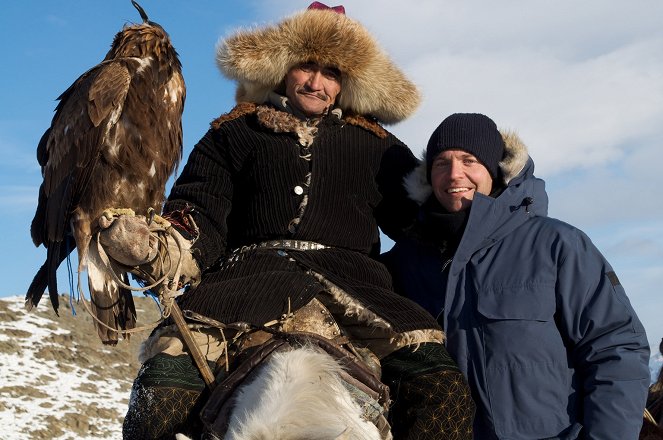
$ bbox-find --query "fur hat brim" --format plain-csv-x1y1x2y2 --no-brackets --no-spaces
216,9,420,124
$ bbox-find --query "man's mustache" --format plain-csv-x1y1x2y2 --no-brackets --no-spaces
298,89,329,102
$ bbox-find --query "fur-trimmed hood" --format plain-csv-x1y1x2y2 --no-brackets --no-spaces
216,8,420,125
404,129,531,205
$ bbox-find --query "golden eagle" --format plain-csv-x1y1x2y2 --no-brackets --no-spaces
26,1,185,344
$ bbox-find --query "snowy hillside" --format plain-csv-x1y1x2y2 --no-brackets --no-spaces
0,295,160,440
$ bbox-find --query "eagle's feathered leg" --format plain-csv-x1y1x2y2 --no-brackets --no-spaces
86,243,119,344
72,211,116,344
80,212,137,345
71,210,93,277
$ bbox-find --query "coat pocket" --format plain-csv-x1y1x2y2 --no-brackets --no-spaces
476,283,575,438
475,283,563,358
477,282,556,321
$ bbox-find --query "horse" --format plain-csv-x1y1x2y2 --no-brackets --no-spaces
174,299,392,440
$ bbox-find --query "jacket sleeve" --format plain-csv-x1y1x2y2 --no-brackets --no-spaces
164,128,234,272
556,229,650,439
374,137,420,242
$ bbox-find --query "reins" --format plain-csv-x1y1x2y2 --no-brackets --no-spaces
645,408,658,425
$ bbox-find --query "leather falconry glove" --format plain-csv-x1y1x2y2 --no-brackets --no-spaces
98,210,201,289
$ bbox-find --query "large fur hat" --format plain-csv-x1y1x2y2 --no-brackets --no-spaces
216,6,420,124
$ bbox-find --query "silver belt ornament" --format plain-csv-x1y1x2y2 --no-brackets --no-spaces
235,239,329,254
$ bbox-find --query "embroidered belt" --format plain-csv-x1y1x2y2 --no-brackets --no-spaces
234,239,329,254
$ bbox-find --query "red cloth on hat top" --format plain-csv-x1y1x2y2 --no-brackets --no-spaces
307,2,345,14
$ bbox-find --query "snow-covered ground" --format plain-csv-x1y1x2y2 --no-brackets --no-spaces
1,294,661,439
0,295,158,439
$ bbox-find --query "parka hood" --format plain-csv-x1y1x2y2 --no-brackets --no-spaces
404,129,531,205
216,8,420,125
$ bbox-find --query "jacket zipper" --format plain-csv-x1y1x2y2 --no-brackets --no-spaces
441,258,452,273
436,257,453,326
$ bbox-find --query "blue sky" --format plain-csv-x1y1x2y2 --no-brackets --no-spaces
1,1,662,353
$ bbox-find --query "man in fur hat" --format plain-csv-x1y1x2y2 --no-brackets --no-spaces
382,113,650,440
103,4,474,439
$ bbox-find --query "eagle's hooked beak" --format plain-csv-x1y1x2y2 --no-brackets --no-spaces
131,0,149,23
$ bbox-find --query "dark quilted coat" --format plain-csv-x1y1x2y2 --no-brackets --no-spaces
164,104,439,333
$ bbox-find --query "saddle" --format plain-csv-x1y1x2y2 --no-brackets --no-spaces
197,298,391,439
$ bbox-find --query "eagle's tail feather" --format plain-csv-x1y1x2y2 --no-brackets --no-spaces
25,261,48,311
25,239,72,314
47,244,61,315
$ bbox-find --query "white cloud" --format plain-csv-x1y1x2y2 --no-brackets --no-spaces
383,9,663,178
547,143,663,227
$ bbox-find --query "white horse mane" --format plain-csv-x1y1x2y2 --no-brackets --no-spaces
222,345,382,440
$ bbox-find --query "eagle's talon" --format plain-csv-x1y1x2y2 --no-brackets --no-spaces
147,208,156,225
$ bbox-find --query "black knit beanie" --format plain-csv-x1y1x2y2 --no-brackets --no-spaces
426,113,505,182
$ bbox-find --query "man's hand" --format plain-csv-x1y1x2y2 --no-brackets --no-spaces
98,214,159,266
98,210,201,288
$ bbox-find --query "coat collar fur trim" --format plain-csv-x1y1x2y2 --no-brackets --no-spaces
211,102,389,139
405,129,531,205
216,8,420,125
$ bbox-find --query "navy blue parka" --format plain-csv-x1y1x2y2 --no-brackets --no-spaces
382,132,650,440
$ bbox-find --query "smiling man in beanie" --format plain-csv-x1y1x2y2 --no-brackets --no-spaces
382,113,650,439
101,4,474,439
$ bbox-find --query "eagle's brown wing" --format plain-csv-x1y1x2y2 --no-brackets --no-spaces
27,60,132,313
